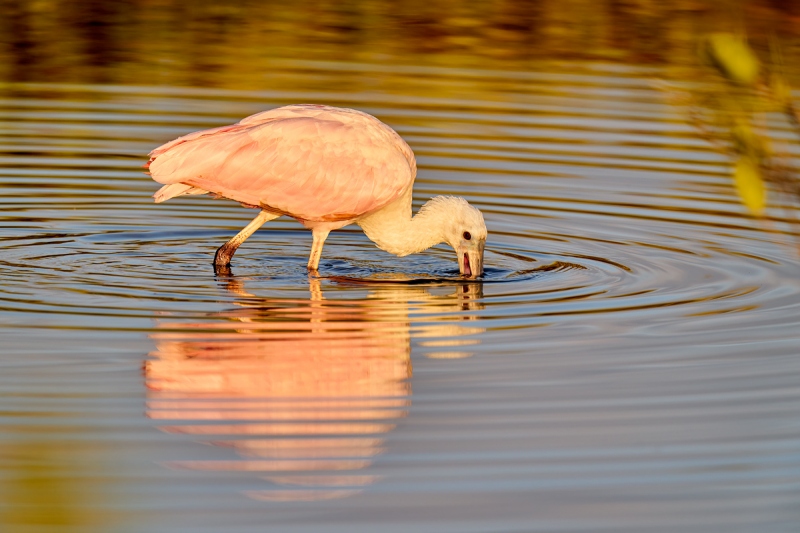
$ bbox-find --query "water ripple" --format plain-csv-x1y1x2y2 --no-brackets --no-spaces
1,68,799,529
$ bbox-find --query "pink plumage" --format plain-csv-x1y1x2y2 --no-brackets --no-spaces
147,104,487,277
147,105,416,222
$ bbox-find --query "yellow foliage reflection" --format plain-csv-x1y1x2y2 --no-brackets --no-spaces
145,276,483,501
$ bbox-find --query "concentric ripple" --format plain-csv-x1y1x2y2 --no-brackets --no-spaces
1,64,799,531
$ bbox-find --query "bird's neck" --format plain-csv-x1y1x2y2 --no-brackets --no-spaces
357,192,447,257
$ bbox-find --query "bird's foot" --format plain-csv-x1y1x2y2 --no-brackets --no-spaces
214,246,235,267
213,263,234,278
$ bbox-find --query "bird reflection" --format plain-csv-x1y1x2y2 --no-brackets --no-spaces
145,272,483,501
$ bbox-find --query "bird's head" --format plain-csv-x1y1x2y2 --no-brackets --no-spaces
440,197,486,279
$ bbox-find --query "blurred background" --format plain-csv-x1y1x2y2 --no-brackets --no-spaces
2,0,800,86
1,2,800,533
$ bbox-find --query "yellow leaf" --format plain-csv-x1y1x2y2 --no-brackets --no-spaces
706,33,760,86
733,157,766,216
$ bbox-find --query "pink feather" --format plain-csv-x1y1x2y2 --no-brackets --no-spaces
147,105,417,223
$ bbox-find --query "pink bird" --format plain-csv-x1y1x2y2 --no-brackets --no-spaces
146,105,486,277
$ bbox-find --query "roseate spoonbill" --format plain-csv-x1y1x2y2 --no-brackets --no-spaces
146,105,486,277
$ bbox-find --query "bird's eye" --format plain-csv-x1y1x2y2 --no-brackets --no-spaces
463,231,472,241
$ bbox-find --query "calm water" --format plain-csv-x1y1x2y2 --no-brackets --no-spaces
1,61,800,532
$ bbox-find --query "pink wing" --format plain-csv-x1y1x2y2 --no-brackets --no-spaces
147,105,416,222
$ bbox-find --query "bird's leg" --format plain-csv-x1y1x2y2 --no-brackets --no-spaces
214,210,277,266
307,229,330,272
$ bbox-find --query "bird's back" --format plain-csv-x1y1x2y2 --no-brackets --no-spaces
147,105,416,222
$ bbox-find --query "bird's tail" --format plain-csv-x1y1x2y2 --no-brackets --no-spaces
153,183,209,203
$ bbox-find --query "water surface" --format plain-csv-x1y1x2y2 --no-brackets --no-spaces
1,62,799,532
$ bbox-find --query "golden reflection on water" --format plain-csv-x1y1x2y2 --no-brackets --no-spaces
0,434,116,531
145,276,483,501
